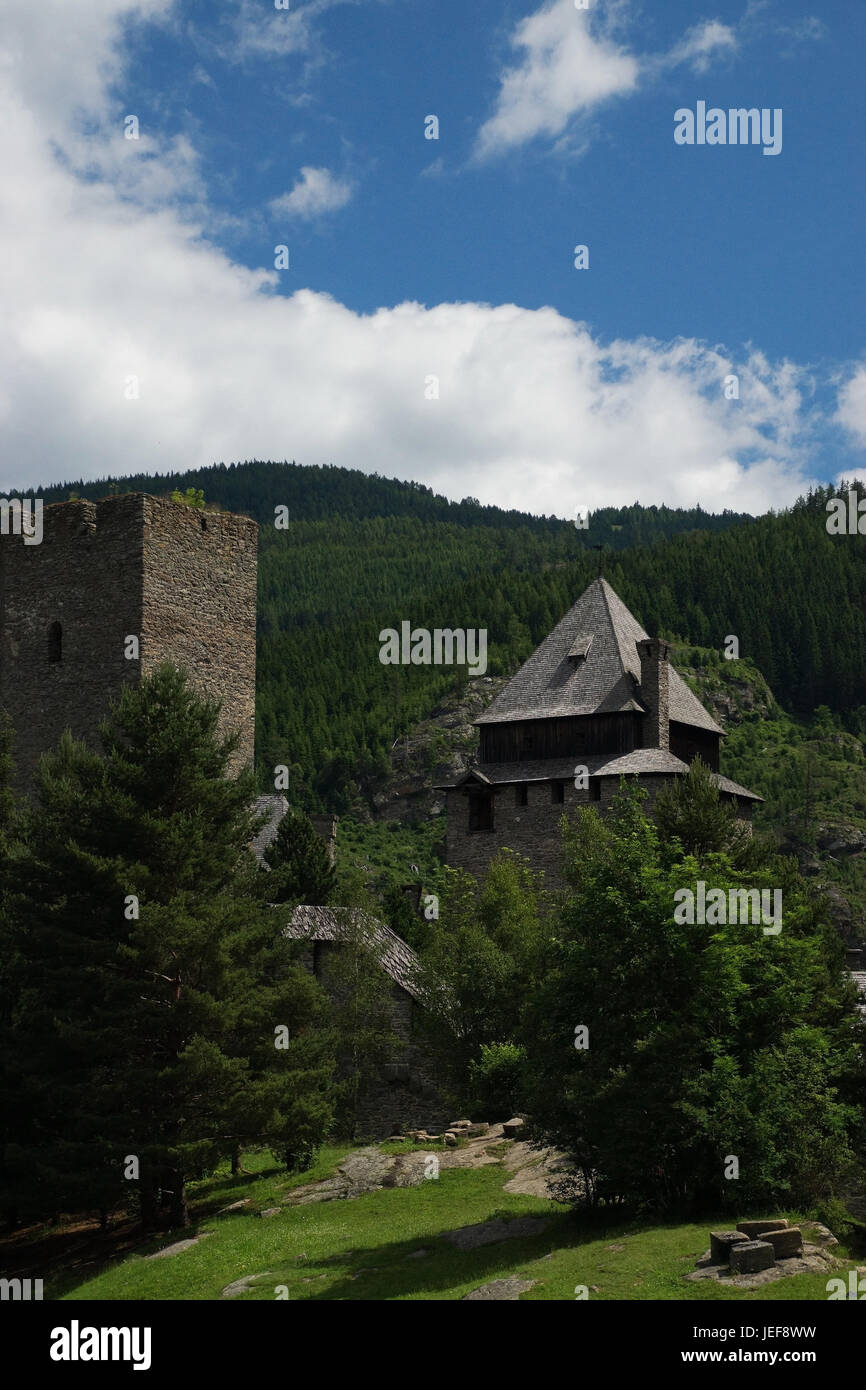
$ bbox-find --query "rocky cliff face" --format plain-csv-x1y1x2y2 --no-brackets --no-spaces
367,676,507,824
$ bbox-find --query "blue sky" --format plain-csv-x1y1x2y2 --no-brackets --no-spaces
1,0,863,514
156,0,862,358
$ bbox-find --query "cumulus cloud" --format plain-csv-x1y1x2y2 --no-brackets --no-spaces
475,1,739,160
270,167,354,219
0,0,848,518
474,0,639,160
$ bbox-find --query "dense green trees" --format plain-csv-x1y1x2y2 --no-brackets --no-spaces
261,808,336,905
0,668,334,1229
522,783,865,1214
417,852,549,1111
12,464,865,813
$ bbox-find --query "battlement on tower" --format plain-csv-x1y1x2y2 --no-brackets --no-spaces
0,493,258,791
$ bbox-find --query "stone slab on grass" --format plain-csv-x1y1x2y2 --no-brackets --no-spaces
730,1240,775,1274
221,1272,274,1298
685,1244,838,1289
736,1219,788,1238
763,1227,804,1259
710,1230,750,1265
463,1276,537,1301
443,1215,550,1252
145,1236,205,1260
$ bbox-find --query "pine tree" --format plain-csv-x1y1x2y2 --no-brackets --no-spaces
654,757,753,860
262,809,336,905
8,666,334,1229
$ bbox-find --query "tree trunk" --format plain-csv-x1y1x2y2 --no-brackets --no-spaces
168,1171,189,1229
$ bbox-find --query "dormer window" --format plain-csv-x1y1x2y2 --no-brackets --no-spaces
567,634,593,663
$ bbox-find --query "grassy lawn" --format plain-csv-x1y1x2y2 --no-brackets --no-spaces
39,1145,861,1302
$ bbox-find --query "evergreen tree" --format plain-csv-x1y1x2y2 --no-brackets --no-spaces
654,757,754,861
6,666,334,1229
262,809,336,905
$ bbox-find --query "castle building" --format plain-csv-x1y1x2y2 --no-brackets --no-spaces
0,493,257,790
438,576,762,883
285,906,449,1139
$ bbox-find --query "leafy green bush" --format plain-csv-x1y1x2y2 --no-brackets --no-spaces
468,1042,527,1119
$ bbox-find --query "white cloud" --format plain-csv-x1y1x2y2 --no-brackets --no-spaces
662,20,737,74
475,1,639,161
475,2,738,160
223,0,315,61
836,366,866,447
270,167,354,219
0,0,846,520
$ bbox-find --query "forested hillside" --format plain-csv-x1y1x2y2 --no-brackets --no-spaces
19,464,866,816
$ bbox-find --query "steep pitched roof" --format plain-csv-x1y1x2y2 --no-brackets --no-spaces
476,577,722,734
285,905,425,1001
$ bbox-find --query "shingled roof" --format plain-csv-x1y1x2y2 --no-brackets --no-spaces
285,905,425,1000
436,755,762,801
476,577,722,734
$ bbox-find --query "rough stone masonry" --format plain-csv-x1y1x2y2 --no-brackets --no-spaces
0,493,257,790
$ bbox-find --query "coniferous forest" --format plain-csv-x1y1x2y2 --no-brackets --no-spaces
15,463,866,813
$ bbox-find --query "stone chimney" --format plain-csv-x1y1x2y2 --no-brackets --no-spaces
636,637,671,750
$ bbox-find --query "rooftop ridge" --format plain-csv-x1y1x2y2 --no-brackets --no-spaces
475,574,722,734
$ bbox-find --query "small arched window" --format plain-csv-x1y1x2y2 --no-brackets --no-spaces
48,621,62,663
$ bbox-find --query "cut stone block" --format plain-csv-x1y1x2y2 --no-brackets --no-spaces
710,1230,750,1265
736,1219,788,1238
730,1240,775,1274
762,1227,803,1259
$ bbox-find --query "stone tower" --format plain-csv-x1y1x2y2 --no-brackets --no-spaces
0,493,257,791
437,576,761,884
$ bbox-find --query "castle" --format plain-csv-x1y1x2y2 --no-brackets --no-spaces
0,494,258,789
438,576,762,884
0,494,768,1135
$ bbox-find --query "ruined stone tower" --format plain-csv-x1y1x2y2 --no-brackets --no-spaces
0,493,257,791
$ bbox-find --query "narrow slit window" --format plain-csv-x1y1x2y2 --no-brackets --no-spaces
551,782,565,804
48,621,62,663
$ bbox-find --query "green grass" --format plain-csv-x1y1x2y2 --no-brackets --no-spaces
42,1146,862,1302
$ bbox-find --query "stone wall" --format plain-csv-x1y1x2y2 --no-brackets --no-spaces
140,496,257,777
0,493,257,790
293,938,449,1140
445,773,674,886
